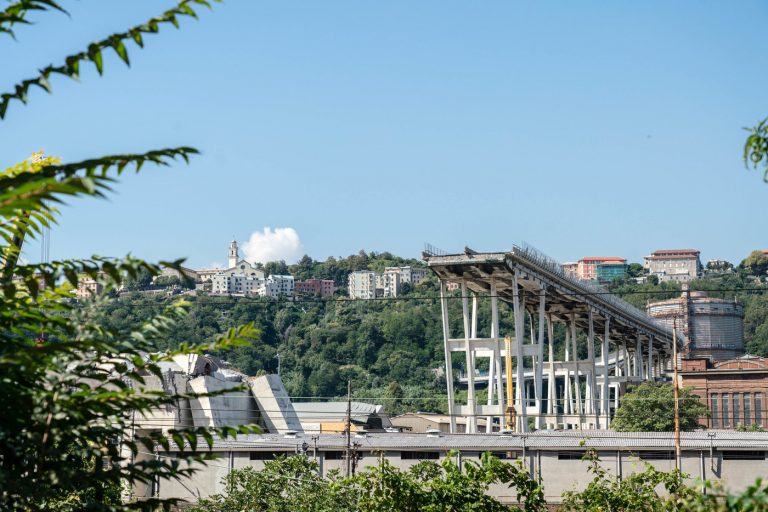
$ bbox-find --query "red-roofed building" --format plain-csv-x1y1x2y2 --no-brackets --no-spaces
644,249,701,282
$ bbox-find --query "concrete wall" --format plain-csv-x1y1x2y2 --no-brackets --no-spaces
149,449,768,506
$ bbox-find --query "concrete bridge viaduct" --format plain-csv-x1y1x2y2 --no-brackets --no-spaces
424,244,682,433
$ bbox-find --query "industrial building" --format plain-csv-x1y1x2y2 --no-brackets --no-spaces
292,402,394,433
647,289,745,360
138,430,768,506
680,355,768,429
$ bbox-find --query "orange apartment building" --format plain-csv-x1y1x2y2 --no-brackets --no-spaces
570,256,627,280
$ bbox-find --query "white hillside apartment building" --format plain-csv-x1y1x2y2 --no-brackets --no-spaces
348,270,377,300
260,274,294,298
210,240,293,298
348,266,427,299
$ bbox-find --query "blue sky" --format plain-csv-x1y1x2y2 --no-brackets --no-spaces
2,0,766,268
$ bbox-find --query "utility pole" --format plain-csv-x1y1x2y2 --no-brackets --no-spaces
345,379,352,477
275,353,281,376
673,318,681,471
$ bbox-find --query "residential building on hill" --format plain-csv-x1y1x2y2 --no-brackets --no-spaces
157,265,199,283
294,278,335,297
575,257,627,280
376,270,401,298
562,262,578,277
208,239,295,298
644,249,701,282
348,266,428,299
348,270,377,299
259,274,294,298
212,273,263,295
385,266,427,285
75,276,103,299
596,261,628,282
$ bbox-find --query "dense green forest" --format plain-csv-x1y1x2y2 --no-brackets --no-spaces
93,251,768,415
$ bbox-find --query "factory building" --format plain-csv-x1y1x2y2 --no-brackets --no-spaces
647,289,744,360
140,430,768,506
680,355,768,429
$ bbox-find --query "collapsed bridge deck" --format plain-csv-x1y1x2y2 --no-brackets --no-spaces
425,244,683,432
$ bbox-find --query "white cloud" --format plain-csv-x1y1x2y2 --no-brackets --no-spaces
241,227,304,264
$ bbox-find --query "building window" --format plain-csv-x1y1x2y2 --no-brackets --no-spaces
250,452,287,460
557,451,585,460
400,451,440,460
639,451,674,460
722,394,730,428
711,394,719,429
323,451,344,460
744,394,752,426
486,451,517,460
733,394,741,427
722,451,766,461
756,393,764,427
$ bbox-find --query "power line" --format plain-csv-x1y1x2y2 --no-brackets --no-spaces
76,286,768,309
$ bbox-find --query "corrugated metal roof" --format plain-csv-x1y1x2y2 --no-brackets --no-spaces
199,431,768,452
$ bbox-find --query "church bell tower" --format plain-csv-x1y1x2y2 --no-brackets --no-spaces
228,238,238,268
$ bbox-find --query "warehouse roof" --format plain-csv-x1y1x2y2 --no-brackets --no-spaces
197,430,768,452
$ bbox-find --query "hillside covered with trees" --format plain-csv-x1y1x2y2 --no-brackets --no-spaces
93,251,768,414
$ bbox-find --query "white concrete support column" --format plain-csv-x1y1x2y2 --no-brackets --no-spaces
546,315,556,419
439,281,456,433
528,312,538,407
461,281,477,433
486,356,495,433
635,333,644,379
490,280,504,416
647,335,654,380
535,289,546,429
586,311,596,417
564,328,572,416
570,314,583,417
602,317,611,429
487,279,502,433
622,340,630,378
471,292,478,376
512,272,528,432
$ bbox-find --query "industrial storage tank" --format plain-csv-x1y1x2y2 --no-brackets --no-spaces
647,290,744,360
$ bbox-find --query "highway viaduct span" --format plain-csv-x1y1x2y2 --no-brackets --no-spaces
424,244,682,433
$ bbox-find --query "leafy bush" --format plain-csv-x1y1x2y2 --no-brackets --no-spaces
0,1,262,510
